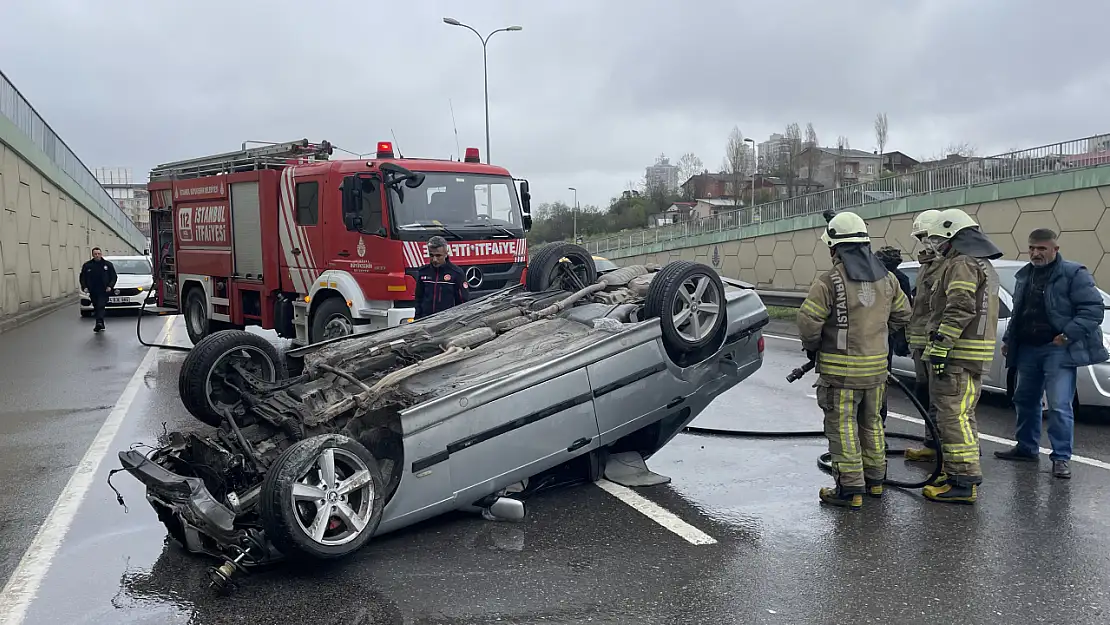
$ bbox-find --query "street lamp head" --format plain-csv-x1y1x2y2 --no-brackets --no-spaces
443,17,462,25
507,25,523,31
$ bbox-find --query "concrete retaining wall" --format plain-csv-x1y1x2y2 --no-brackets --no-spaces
610,167,1110,293
0,116,140,321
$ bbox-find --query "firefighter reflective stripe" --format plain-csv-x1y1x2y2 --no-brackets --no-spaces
949,337,996,361
861,383,886,472
835,388,863,474
893,289,907,311
801,298,828,319
908,332,928,348
817,352,889,377
947,280,978,294
937,322,963,340
941,373,980,462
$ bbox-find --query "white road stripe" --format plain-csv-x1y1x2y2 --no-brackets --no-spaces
885,411,1110,471
765,331,1110,469
594,479,717,545
0,315,177,625
765,332,801,342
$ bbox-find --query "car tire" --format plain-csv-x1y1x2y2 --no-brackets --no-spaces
260,433,386,561
643,260,726,352
309,297,354,344
525,242,597,292
178,329,287,427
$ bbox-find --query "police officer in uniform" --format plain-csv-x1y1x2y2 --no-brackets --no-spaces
798,211,912,509
80,246,117,333
920,208,1003,504
414,235,468,320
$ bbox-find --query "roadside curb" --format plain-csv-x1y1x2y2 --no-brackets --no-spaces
765,319,799,337
0,294,80,337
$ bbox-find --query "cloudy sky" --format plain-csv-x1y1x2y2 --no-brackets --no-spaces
3,0,1109,210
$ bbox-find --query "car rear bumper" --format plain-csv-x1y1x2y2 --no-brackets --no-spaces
81,290,157,311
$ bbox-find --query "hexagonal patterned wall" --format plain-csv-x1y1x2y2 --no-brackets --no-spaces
616,185,1110,292
1,141,134,319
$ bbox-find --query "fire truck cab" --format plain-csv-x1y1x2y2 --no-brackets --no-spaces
147,139,533,346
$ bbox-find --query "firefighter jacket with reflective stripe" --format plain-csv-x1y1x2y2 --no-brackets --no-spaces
414,261,468,319
908,251,945,350
798,258,913,389
925,250,1000,375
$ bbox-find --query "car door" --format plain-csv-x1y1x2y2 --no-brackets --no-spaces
445,367,602,504
985,288,1013,390
588,336,694,446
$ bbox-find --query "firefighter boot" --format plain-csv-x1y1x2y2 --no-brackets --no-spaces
904,446,936,462
865,477,884,498
819,484,864,510
922,475,978,505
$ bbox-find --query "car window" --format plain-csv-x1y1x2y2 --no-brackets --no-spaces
112,258,153,274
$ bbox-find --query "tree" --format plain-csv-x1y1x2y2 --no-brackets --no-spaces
834,135,851,187
774,122,803,198
724,126,751,206
676,152,705,197
874,112,888,174
803,122,820,192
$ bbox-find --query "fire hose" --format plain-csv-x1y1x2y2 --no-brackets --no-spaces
684,358,944,490
135,296,192,352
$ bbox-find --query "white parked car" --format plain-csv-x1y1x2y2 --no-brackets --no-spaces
891,259,1110,410
80,255,157,316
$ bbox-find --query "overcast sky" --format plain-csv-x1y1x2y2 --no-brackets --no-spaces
3,0,1109,210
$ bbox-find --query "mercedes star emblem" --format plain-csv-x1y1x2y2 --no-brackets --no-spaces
465,266,484,288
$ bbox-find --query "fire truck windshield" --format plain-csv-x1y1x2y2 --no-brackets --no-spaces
390,172,525,235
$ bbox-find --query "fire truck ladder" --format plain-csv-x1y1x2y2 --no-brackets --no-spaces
149,139,334,181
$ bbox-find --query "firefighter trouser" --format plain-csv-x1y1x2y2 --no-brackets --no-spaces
817,382,887,493
912,348,938,449
928,365,983,482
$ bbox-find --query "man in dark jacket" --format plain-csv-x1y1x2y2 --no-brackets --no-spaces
413,235,467,320
79,247,117,332
874,246,914,427
996,228,1108,478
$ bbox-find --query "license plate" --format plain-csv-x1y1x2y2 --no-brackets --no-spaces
108,297,130,304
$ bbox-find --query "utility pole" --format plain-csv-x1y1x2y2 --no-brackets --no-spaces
568,187,578,242
443,18,523,164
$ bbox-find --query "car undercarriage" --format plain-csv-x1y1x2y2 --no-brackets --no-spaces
114,243,767,593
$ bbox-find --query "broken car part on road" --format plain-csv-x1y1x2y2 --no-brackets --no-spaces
112,243,770,593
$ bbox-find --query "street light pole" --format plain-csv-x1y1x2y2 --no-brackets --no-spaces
443,18,522,164
568,187,578,242
744,138,756,208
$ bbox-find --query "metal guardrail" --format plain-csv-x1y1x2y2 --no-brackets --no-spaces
0,69,146,251
586,133,1110,256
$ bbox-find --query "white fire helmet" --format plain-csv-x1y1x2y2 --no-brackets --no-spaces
821,211,870,248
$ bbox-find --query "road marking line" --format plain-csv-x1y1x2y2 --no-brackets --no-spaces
0,315,176,625
886,411,1110,471
594,479,717,545
765,333,801,342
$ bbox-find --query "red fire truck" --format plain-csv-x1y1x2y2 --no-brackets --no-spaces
147,139,533,346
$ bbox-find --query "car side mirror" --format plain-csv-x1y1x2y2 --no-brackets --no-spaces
522,214,532,231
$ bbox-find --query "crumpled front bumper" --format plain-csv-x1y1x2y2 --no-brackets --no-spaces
118,449,244,557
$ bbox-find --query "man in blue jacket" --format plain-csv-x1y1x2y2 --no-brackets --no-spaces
997,228,1108,478
413,235,467,320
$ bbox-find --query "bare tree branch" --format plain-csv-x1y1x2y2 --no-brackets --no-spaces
725,126,751,206
775,123,803,197
874,112,888,175
804,122,820,192
834,135,851,187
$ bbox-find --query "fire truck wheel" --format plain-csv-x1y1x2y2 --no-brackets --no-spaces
310,298,355,343
179,329,288,428
184,288,210,345
525,242,597,292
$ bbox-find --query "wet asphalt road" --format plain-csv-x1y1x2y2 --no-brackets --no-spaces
0,306,170,585
2,314,1110,624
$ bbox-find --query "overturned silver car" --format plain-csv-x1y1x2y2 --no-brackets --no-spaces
116,243,769,591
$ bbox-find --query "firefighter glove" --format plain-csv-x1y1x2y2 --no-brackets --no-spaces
924,342,949,376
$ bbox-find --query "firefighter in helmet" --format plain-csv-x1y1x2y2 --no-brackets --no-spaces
919,207,1002,504
902,209,945,462
798,211,912,509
